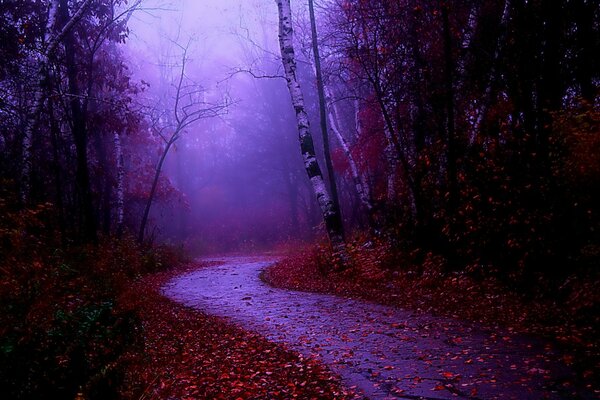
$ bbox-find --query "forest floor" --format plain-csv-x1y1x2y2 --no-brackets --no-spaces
160,256,596,399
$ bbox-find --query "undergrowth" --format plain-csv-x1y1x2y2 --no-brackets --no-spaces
0,197,186,399
262,237,600,390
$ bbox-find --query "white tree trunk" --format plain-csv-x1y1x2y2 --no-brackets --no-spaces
275,0,347,263
303,37,376,228
325,87,375,224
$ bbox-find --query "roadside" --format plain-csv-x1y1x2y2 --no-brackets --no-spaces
261,247,600,396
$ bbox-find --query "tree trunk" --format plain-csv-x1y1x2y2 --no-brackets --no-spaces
468,0,511,146
20,0,59,203
275,0,347,265
308,0,343,226
573,0,596,102
114,131,125,237
93,132,112,234
48,92,66,243
21,0,93,203
326,88,377,231
61,0,97,242
442,3,457,211
304,23,376,231
138,139,174,242
456,2,479,87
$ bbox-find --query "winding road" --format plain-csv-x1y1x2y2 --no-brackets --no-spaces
163,256,588,399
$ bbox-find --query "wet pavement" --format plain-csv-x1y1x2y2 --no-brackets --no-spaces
163,256,590,399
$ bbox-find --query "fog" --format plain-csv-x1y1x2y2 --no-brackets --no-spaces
123,0,328,253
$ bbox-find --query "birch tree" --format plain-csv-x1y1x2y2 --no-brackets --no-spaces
275,0,347,265
326,89,377,230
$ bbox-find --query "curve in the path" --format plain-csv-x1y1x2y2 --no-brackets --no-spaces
163,256,586,400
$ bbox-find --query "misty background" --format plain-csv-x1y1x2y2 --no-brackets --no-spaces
124,0,340,253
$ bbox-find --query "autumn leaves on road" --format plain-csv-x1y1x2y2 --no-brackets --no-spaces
159,257,589,399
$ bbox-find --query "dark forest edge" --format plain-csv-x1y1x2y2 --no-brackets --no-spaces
0,189,188,399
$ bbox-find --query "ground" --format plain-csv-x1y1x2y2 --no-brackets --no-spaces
156,256,596,399
119,259,351,399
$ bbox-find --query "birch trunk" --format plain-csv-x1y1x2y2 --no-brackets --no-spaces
275,0,347,265
114,131,125,237
304,26,376,230
325,88,377,229
20,0,58,202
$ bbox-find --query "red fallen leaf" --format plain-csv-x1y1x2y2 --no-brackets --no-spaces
563,354,574,365
432,384,446,391
470,388,478,397
384,365,395,370
441,371,454,379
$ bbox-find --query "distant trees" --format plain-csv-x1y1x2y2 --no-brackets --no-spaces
138,40,228,242
0,0,149,242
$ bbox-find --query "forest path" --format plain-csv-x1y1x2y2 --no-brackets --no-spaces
163,256,582,400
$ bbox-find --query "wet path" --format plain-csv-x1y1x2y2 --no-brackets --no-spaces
163,257,586,399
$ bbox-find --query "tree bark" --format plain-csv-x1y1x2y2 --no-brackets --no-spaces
114,131,125,237
326,88,377,230
468,0,511,147
61,0,97,242
442,3,457,210
138,139,174,242
20,0,93,203
275,0,347,265
308,0,342,226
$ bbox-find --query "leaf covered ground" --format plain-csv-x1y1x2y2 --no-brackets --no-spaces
119,262,354,399
261,244,600,395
